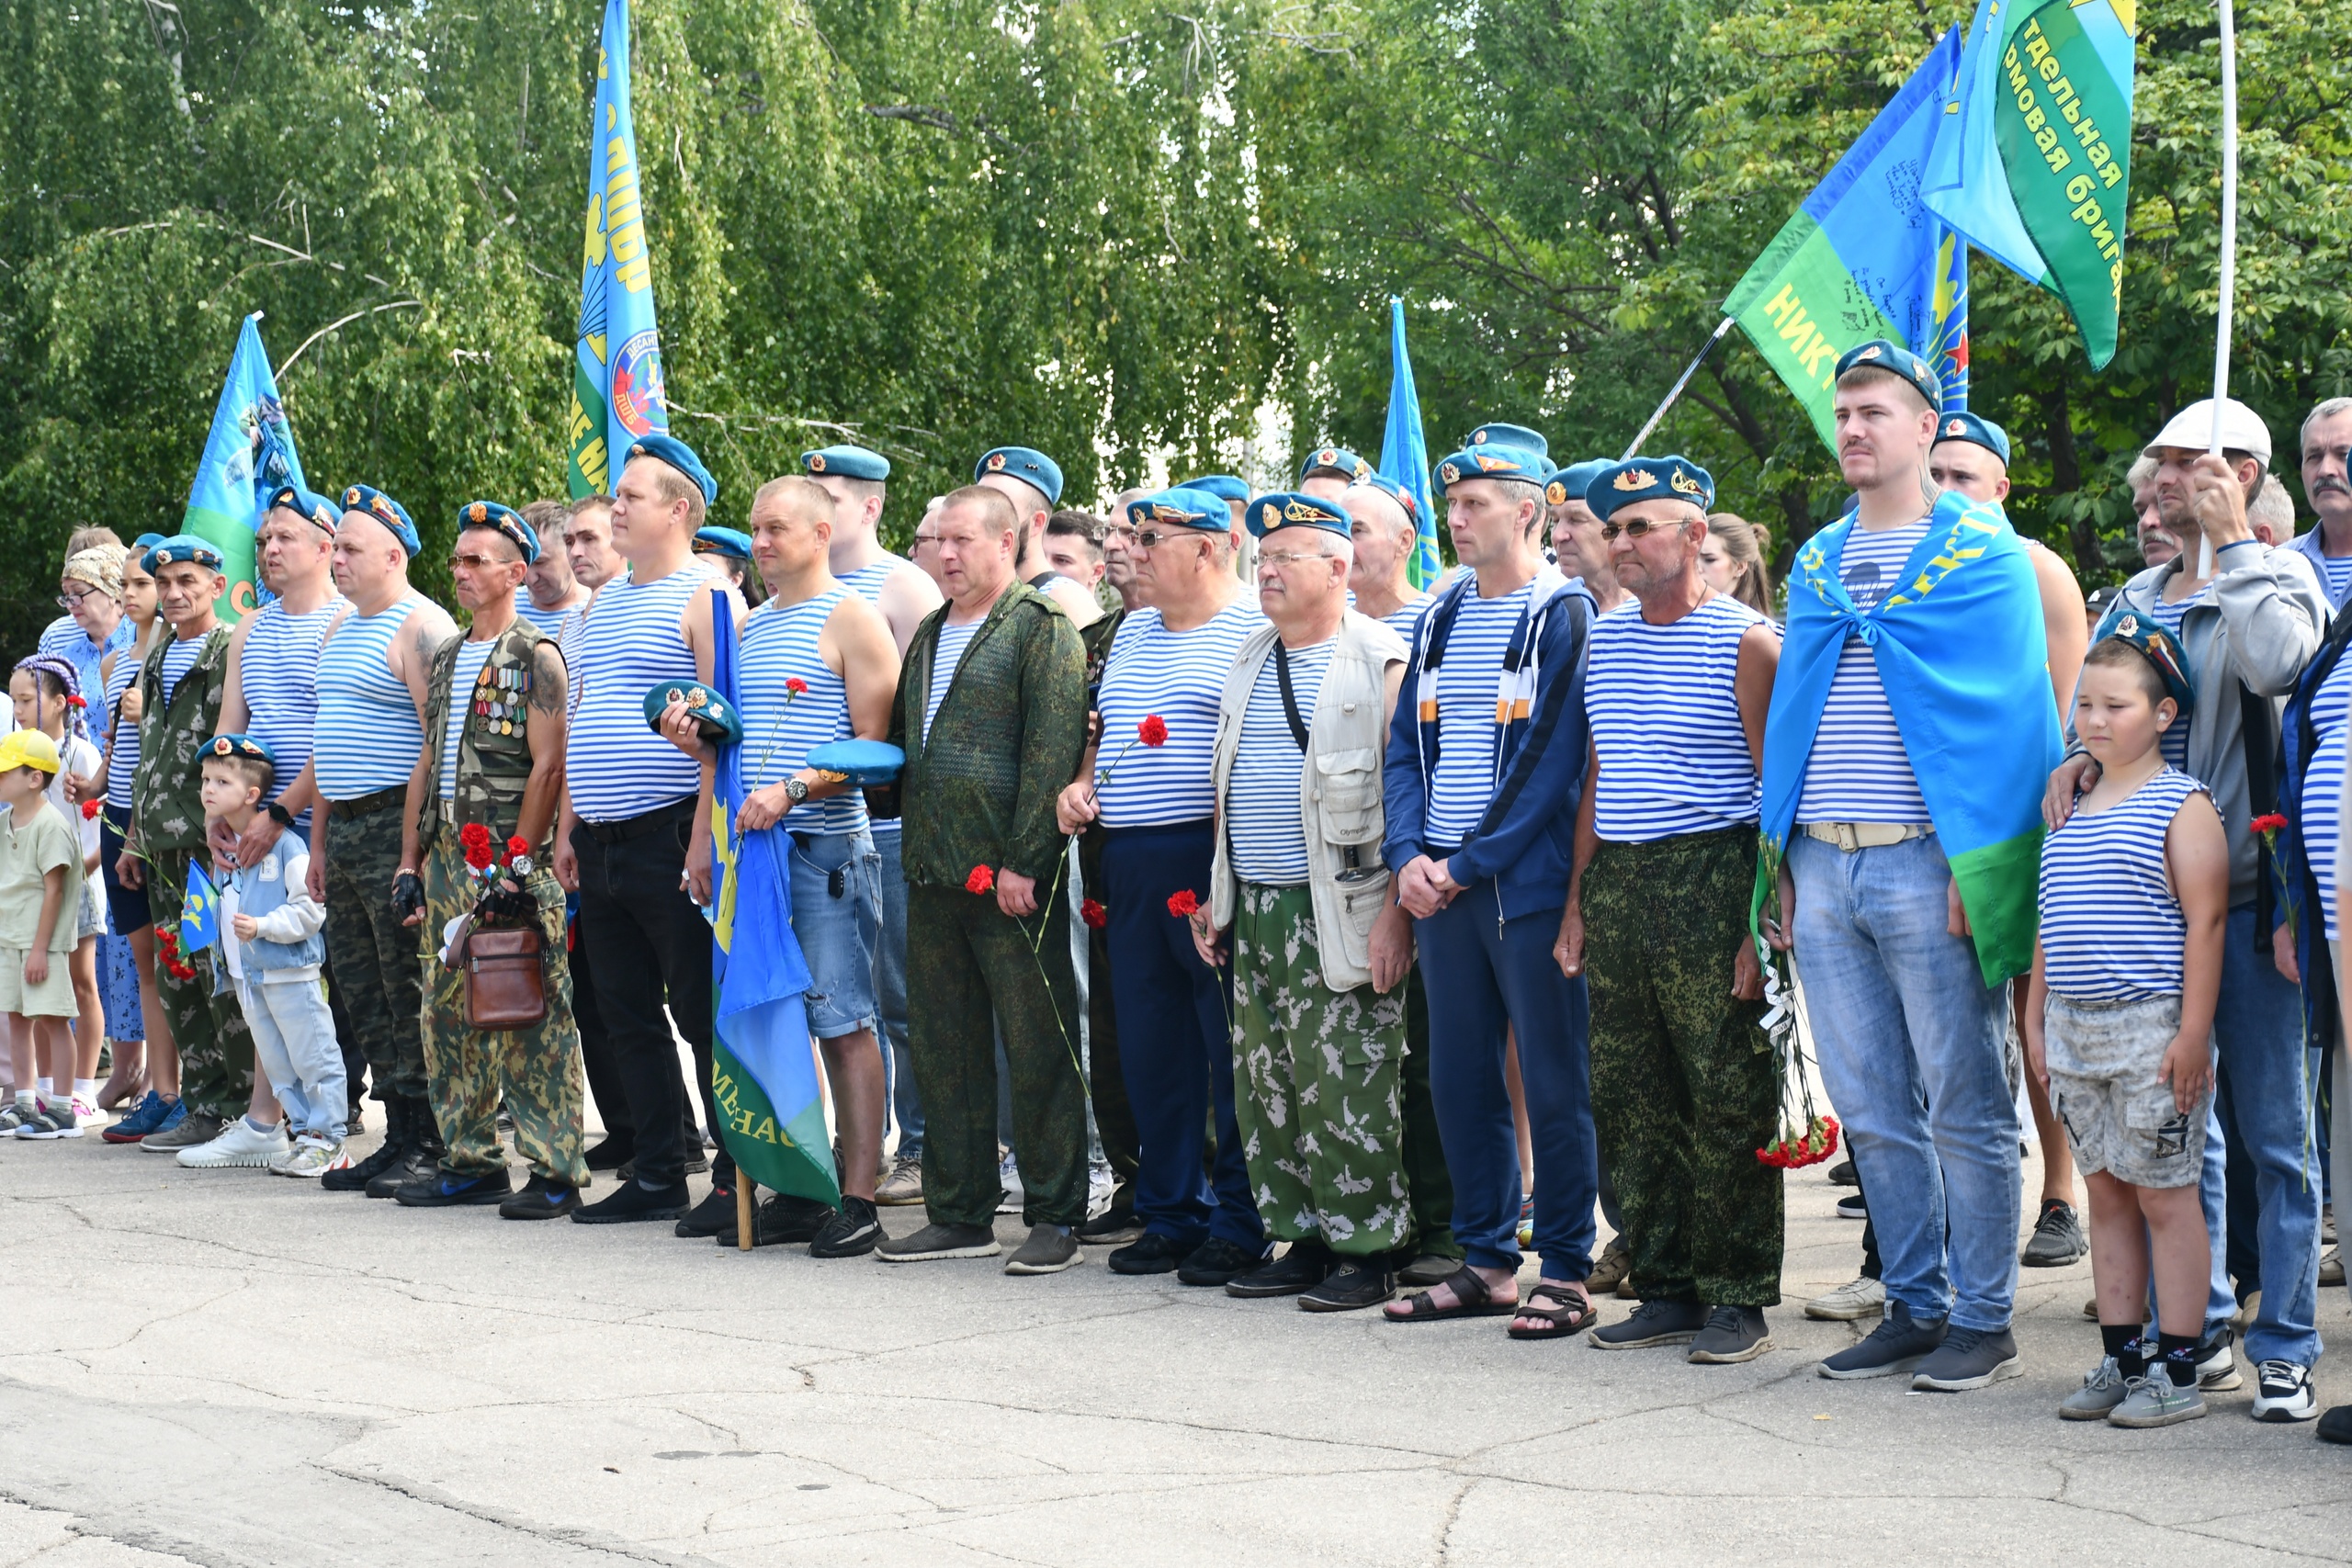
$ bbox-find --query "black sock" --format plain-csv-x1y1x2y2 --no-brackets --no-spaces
2100,1323,2145,1379
2159,1331,2199,1388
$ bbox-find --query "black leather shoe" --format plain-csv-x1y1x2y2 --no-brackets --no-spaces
1300,1259,1396,1313
501,1176,583,1220
1178,1236,1269,1287
583,1134,635,1171
573,1179,693,1224
1108,1233,1197,1275
674,1185,740,1238
1226,1243,1333,1298
394,1168,514,1207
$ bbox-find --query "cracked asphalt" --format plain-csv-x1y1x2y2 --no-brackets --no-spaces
5,1133,2348,1567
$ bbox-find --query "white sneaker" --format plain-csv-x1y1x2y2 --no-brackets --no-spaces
2251,1360,2318,1422
176,1117,292,1168
272,1134,344,1179
1804,1276,1886,1322
71,1093,101,1124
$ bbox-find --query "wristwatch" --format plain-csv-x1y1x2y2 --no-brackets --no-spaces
266,801,295,829
783,776,810,805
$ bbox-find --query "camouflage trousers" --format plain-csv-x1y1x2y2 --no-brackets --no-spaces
323,798,428,1101
149,852,253,1122
1584,828,1782,1306
1230,883,1413,1257
419,834,588,1186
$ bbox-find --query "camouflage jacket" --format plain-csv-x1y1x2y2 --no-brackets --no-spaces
415,617,559,855
888,582,1087,887
130,626,232,856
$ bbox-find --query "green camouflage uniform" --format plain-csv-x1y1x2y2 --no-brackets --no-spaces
130,626,253,1121
890,583,1090,1229
1583,826,1782,1306
1229,883,1413,1257
413,621,584,1186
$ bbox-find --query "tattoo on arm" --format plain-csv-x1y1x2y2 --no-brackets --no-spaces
530,646,566,714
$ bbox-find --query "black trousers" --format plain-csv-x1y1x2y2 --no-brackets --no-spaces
571,801,720,1190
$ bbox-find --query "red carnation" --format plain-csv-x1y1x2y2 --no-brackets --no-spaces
1137,715,1168,748
505,835,531,860
785,677,809,696
1166,889,1198,918
459,821,496,871
1080,898,1107,930
966,864,996,896
80,799,100,820
65,694,86,710
1755,1114,1841,1170
2251,813,2290,836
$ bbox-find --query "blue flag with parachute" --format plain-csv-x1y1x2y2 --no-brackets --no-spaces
179,860,221,953
179,313,306,621
1378,298,1439,589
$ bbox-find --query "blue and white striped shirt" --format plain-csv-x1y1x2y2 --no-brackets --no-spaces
1381,597,1432,646
2147,587,2208,772
839,558,916,836
1588,594,1765,842
314,598,425,800
2301,654,2352,942
567,569,711,822
1227,637,1334,885
1795,523,1930,825
740,588,864,834
239,598,342,829
1097,600,1264,828
923,619,983,747
516,598,577,636
103,646,142,811
159,637,203,708
558,603,593,721
2038,766,2203,999
1424,581,1536,846
2320,554,2352,611
438,640,495,800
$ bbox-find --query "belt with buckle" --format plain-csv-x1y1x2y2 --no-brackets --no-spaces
1803,821,1933,852
577,796,695,846
328,786,406,821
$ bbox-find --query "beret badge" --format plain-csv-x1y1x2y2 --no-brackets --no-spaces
1614,468,1657,491
986,452,1007,472
1544,480,1567,506
212,738,232,756
808,453,827,473
1439,462,1460,485
1669,468,1706,497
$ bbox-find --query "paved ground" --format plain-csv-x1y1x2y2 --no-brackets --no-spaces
6,1131,2349,1568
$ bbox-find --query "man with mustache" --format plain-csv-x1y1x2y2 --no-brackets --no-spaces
2289,398,2352,609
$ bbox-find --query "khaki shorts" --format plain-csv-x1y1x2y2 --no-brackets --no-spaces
2044,990,2209,1190
0,944,79,1019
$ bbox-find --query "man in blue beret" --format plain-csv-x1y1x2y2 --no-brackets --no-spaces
1297,447,1372,502
976,446,1102,630
1379,431,1602,1336
692,526,757,604
517,499,594,636
1469,423,1549,461
310,486,459,1194
1546,459,1629,619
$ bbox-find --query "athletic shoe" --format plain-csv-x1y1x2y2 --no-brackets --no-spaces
571,1179,692,1224
1826,1158,1860,1188
2020,1199,2088,1267
2059,1356,2132,1420
2322,1248,2345,1288
1804,1277,1885,1322
2252,1360,2318,1422
70,1093,101,1125
1589,1299,1708,1350
144,1110,225,1153
1818,1301,1947,1380
2317,1404,2352,1445
393,1168,514,1206
1177,1236,1268,1287
741,1194,832,1247
367,1144,440,1199
876,1221,1001,1261
674,1184,741,1239
2109,1375,2208,1428
1075,1208,1144,1248
1910,1325,2022,1392
1300,1259,1396,1312
103,1090,175,1144
875,1152,924,1206
1226,1244,1333,1299
17,1101,83,1139
501,1175,582,1220
0,1102,30,1134
1516,1191,1534,1248
811,1196,884,1258
1107,1233,1194,1275
1834,1192,1868,1221
1688,1305,1773,1364
1003,1224,1082,1275
176,1117,290,1168
996,1147,1023,1214
273,1136,344,1179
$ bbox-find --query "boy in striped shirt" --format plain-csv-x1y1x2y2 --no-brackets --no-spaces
2026,626,2226,1427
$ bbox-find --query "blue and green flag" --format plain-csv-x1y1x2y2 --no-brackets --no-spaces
179,314,307,622
1378,298,1439,589
1722,27,1970,446
180,860,221,953
565,0,669,498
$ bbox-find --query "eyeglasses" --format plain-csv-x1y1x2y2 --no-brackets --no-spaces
1133,528,1209,550
446,553,506,570
1599,517,1681,541
53,592,95,610
1258,551,1330,569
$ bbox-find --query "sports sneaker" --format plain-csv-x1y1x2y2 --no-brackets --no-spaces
143,1110,224,1152
2059,1355,2132,1420
0,1102,32,1134
1177,1236,1268,1288
1107,1233,1195,1275
1300,1258,1395,1312
996,1146,1024,1213
2020,1198,2088,1267
876,1221,1001,1262
811,1196,884,1258
1003,1224,1082,1275
1804,1276,1886,1322
1076,1208,1145,1247
1516,1191,1534,1247
501,1176,582,1220
1589,1299,1709,1350
1826,1158,1860,1187
2197,1329,2244,1391
103,1090,175,1144
875,1152,924,1206
2109,1374,2208,1427
70,1093,101,1124
2252,1360,2318,1422
393,1168,514,1206
2322,1248,2345,1288
17,1100,83,1139
1818,1300,1946,1380
1688,1305,1772,1364
741,1193,832,1248
176,1116,290,1168
272,1135,344,1178
1834,1191,1868,1221
2318,1404,2352,1445
673,1184,741,1239
1226,1244,1333,1299
1910,1325,2022,1392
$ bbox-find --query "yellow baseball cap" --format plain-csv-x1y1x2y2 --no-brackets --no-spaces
0,729,62,774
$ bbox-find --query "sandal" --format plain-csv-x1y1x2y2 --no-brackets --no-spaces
1383,1265,1517,1323
1506,1280,1596,1340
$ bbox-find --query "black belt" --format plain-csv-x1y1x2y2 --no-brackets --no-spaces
329,787,406,821
577,796,695,845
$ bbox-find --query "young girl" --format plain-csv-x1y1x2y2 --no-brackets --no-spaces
2026,626,2227,1427
11,655,107,1125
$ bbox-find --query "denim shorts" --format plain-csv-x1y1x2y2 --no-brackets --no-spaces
788,829,882,1039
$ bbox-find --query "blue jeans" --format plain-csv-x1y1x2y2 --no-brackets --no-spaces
1789,832,2019,1332
873,826,919,1158
235,973,346,1140
2198,906,2322,1366
786,829,882,1039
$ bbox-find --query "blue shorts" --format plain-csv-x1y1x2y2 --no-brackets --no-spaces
787,829,882,1039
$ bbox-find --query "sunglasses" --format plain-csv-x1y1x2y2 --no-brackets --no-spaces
1599,516,1683,541
446,552,509,571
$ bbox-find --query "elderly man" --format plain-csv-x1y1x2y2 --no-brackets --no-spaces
1557,457,1782,1362
1379,427,1599,1335
516,500,592,633
2292,398,2352,606
391,502,585,1215
876,485,1090,1273
1296,446,1372,503
975,445,1102,629
2052,398,2328,1420
1545,459,1627,616
2128,456,2178,570
1193,491,1412,1310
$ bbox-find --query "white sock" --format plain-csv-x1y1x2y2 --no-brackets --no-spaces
14,1089,32,1108
74,1077,96,1099
36,1077,52,1097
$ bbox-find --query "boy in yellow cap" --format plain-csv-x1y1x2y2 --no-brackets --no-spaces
0,729,87,1136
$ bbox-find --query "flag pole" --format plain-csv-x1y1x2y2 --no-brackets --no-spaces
2201,0,2239,578
1623,318,1736,460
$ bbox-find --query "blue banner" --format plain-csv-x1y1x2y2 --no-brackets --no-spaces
179,314,306,621
1378,298,1438,589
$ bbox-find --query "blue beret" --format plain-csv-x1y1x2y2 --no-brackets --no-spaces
626,434,718,505
1182,474,1251,504
642,681,743,747
1584,456,1716,521
1295,446,1373,485
132,533,167,550
692,526,752,561
1544,460,1611,511
457,500,541,564
1935,411,2011,467
1351,471,1420,522
1245,491,1351,540
806,738,907,784
802,446,890,482
1835,339,1941,412
266,484,341,535
206,732,277,768
141,534,226,573
976,446,1064,506
1468,423,1549,460
1432,444,1547,496
1123,487,1231,532
339,485,421,557
2100,610,2197,716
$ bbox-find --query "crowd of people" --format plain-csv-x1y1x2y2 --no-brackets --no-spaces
7,340,2352,1443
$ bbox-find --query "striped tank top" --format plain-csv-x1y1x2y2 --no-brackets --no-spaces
1227,637,1334,885
239,598,342,827
1381,597,1432,645
2038,765,2203,999
516,598,576,635
838,558,912,834
2320,554,2352,612
1587,594,1767,842
1423,581,1536,846
558,603,592,720
159,636,204,707
739,588,864,834
2301,652,2352,942
314,597,425,800
438,639,496,799
1795,522,1931,825
2147,587,2208,771
567,568,709,821
1097,600,1264,828
924,619,983,745
103,645,143,810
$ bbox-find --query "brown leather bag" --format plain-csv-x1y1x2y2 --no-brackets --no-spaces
463,923,548,1030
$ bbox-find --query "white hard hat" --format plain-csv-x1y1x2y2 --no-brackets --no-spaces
2146,399,2272,467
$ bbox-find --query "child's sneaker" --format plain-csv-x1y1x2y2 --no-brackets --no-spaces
176,1116,290,1168
273,1135,344,1179
17,1100,82,1139
2058,1356,2132,1420
0,1102,34,1134
103,1090,174,1144
2108,1375,2208,1427
71,1093,101,1124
